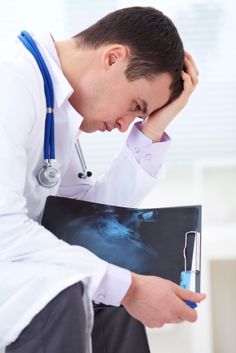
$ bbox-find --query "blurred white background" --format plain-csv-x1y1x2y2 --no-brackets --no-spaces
0,0,235,352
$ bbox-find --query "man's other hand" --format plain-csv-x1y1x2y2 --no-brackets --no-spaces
121,273,206,328
140,51,199,142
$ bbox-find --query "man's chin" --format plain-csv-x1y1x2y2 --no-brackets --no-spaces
79,123,96,133
79,120,106,133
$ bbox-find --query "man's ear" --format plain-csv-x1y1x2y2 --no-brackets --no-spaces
102,45,129,69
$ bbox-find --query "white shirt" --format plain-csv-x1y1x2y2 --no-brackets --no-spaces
0,32,170,347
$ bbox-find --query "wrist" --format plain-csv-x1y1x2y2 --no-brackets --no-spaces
93,264,132,306
121,272,140,306
140,123,164,142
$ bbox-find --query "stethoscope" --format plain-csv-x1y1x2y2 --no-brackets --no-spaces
18,31,92,188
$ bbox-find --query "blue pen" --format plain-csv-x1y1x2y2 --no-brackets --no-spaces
185,300,197,309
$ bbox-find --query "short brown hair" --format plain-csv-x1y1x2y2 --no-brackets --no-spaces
74,7,184,102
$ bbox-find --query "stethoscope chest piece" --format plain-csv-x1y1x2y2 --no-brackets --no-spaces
37,163,60,188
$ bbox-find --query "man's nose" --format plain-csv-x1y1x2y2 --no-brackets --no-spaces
116,114,136,132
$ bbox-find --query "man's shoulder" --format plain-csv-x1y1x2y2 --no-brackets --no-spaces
0,38,20,65
0,36,44,95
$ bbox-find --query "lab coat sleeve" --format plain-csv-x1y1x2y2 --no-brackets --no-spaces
127,121,171,178
0,62,108,300
57,126,171,207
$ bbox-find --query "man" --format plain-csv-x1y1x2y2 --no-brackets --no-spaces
0,6,205,353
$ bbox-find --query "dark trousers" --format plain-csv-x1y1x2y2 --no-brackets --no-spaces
6,282,150,353
92,304,150,353
5,282,86,353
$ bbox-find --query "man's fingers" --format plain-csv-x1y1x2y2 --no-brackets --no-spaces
184,56,198,88
175,285,206,303
172,317,184,324
177,300,198,322
184,50,199,75
180,71,193,100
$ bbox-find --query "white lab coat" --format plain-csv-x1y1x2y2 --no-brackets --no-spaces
0,33,167,348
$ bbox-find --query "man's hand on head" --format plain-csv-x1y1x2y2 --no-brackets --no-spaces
140,51,199,142
121,273,206,328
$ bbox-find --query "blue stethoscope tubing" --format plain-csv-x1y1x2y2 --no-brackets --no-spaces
18,31,55,162
18,31,92,186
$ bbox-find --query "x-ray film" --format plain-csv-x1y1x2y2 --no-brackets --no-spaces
42,196,201,292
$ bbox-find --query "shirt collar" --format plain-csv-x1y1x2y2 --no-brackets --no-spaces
33,31,75,109
31,31,83,133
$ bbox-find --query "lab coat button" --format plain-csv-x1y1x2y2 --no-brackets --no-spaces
134,146,140,153
144,153,152,161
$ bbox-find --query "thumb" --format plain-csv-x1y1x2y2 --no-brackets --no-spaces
175,286,206,303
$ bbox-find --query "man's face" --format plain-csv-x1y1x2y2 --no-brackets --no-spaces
68,45,173,133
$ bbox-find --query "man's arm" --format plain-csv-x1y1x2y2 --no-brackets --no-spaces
120,52,205,328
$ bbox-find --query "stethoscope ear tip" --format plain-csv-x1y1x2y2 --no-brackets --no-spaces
75,138,92,179
78,171,92,179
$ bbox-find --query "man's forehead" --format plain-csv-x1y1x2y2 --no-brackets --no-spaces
149,76,172,111
136,73,172,110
